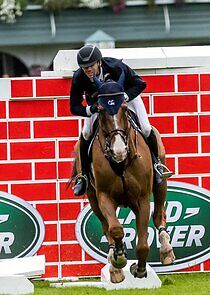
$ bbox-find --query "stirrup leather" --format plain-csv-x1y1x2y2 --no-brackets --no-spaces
154,162,173,179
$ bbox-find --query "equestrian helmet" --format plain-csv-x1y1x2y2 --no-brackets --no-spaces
77,45,102,68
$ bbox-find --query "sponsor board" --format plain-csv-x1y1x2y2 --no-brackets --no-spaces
0,191,45,258
76,182,210,272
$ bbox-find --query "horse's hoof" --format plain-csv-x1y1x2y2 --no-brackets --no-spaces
110,254,127,269
160,248,176,265
109,265,125,283
130,263,147,279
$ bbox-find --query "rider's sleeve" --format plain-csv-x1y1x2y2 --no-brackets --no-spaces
121,62,147,101
70,75,91,117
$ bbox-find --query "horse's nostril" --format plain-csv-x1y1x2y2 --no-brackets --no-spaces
112,149,127,163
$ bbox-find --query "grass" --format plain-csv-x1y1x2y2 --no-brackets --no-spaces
33,273,210,295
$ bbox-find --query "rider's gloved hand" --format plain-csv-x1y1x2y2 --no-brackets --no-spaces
90,103,99,114
124,92,129,102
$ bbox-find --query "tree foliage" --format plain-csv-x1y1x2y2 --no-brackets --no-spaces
0,0,126,23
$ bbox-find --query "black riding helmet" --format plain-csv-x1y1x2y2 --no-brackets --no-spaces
77,45,102,68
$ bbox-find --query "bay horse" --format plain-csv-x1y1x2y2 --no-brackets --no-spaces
71,74,175,283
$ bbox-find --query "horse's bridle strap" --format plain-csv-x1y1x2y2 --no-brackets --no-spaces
103,128,128,141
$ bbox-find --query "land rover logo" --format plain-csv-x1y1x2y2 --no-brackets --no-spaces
76,181,210,272
0,191,45,258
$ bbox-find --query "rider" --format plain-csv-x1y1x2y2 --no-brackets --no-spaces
70,44,172,196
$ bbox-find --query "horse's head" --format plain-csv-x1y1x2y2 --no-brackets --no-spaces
94,72,129,163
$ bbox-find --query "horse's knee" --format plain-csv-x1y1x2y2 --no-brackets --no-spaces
109,226,124,240
153,183,167,228
153,181,167,209
153,209,166,221
154,216,166,228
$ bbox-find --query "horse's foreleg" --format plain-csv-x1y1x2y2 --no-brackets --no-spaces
130,197,150,279
98,192,126,282
152,128,168,230
87,187,114,246
153,180,175,265
98,193,124,250
153,179,167,229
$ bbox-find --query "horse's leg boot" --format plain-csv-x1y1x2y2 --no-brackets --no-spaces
159,227,175,265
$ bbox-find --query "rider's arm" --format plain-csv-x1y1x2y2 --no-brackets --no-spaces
121,62,147,101
70,73,92,117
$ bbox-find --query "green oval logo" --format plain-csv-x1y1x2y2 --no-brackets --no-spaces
0,191,45,258
76,181,210,272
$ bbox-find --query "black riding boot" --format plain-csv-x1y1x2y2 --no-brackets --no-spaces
74,134,90,196
147,129,173,180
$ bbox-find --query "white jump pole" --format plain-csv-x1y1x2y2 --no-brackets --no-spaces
51,261,161,290
0,255,45,294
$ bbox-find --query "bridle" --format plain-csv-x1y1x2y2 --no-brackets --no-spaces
98,110,131,163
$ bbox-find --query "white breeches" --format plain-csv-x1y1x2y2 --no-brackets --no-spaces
128,95,152,138
82,95,152,140
82,113,98,141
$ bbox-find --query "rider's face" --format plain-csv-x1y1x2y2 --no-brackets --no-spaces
82,62,100,79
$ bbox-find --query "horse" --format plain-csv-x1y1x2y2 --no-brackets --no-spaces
70,74,175,283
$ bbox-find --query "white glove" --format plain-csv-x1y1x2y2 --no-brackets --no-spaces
124,92,129,102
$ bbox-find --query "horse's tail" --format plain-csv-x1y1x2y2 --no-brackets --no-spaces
66,141,80,190
66,158,77,189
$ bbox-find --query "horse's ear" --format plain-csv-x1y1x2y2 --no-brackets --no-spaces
98,105,105,111
121,102,127,109
117,71,125,88
93,76,103,90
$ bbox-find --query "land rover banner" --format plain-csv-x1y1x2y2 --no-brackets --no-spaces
76,181,210,272
0,191,45,259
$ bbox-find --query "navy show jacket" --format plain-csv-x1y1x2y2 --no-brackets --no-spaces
70,57,146,117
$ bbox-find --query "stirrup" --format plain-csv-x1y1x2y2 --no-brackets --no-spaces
154,162,173,179
73,174,88,196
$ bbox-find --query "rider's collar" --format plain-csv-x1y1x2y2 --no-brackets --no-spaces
97,65,104,81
